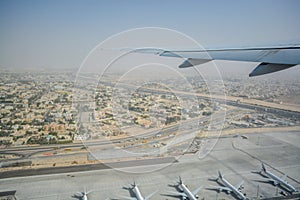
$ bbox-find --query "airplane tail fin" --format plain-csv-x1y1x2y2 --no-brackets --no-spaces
76,186,92,197
261,163,266,173
218,171,223,179
179,176,183,184
131,181,136,188
84,186,88,195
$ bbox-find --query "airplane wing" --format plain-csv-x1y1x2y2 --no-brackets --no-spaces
207,185,232,193
166,191,188,198
192,186,202,196
235,181,244,190
117,195,137,200
267,179,279,185
281,174,287,181
75,192,83,196
144,190,157,200
132,45,300,77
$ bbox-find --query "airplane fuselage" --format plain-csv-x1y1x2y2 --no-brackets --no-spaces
133,185,145,200
180,183,198,200
219,178,247,200
82,194,88,200
264,171,297,193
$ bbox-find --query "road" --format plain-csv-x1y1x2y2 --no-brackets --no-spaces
100,81,300,117
0,109,229,160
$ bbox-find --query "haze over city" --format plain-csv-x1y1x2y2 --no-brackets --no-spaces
1,0,300,76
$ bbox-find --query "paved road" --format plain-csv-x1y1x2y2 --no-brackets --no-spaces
0,110,229,159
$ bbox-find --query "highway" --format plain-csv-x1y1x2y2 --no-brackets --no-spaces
100,81,300,118
0,109,228,161
137,86,300,119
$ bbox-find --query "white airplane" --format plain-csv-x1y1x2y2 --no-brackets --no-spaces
208,171,247,200
75,190,90,200
132,44,300,77
119,182,156,200
258,163,297,193
167,176,201,200
75,189,111,200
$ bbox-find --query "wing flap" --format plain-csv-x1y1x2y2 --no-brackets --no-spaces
179,58,211,68
249,63,295,77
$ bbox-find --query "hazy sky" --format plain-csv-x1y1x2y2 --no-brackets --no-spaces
0,0,300,71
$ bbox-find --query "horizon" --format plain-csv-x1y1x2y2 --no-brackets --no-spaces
0,0,300,75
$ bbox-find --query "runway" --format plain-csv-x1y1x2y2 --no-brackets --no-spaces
0,157,177,179
0,131,299,200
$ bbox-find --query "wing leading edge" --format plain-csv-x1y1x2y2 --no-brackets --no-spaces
133,45,300,76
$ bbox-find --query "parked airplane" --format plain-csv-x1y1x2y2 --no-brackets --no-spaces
75,189,111,200
119,182,156,200
75,190,90,200
208,171,247,200
132,44,300,76
257,163,297,193
167,176,201,200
